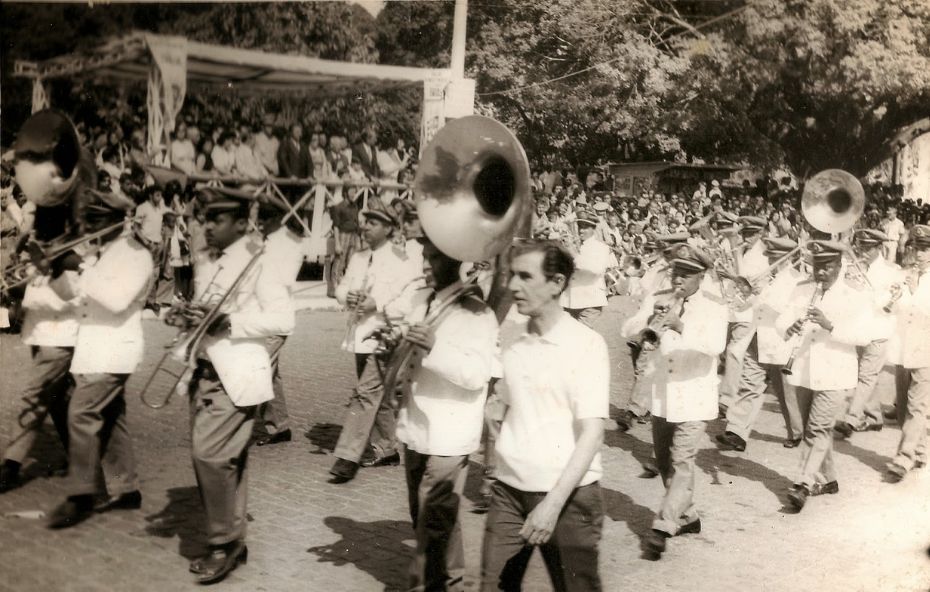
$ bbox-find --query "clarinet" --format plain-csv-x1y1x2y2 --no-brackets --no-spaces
782,281,824,376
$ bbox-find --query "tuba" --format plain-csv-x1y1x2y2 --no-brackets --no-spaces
379,116,532,400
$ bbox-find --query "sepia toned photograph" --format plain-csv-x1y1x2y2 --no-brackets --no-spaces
0,1,928,590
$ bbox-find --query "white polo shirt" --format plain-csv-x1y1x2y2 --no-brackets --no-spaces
495,313,609,492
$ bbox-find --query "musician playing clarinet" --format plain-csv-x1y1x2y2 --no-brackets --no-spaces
624,244,727,559
775,240,872,512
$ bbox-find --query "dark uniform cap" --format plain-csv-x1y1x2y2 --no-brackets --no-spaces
738,216,767,233
853,228,890,245
762,237,797,256
670,244,714,274
361,197,398,226
198,186,258,213
806,239,849,261
713,211,739,228
654,231,690,244
908,224,930,248
576,211,599,227
395,199,419,221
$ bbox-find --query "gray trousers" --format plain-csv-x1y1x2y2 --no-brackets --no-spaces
190,367,256,546
795,387,849,488
651,417,703,536
4,346,73,464
68,373,138,497
726,336,802,441
566,307,602,329
626,349,653,417
720,322,754,408
843,339,888,428
255,335,290,435
892,367,929,471
404,448,468,592
333,353,396,463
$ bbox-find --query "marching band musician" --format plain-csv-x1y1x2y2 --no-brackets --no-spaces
560,210,618,327
624,244,728,559
885,225,930,482
719,215,769,416
834,229,901,437
0,263,78,492
393,236,499,592
775,240,872,511
716,238,804,452
250,193,307,447
329,198,417,484
184,189,294,584
45,190,151,529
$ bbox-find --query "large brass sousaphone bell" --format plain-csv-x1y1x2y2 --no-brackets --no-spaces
801,169,865,234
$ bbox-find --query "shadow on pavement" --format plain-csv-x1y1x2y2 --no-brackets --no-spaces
307,516,413,591
305,422,342,454
604,426,659,479
834,438,890,476
144,486,209,559
601,485,654,540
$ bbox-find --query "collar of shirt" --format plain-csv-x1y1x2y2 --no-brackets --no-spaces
218,235,253,262
430,280,464,309
518,311,575,346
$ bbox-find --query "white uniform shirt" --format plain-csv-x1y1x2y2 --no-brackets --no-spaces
775,278,873,390
857,255,903,341
395,283,500,456
195,236,295,406
730,240,768,322
258,227,305,335
253,132,280,176
889,269,930,369
21,273,79,347
561,236,618,310
623,288,728,422
753,266,801,365
495,313,609,492
336,241,417,354
69,234,153,374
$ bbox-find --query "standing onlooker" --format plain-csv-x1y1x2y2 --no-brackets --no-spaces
882,206,906,263
352,128,381,181
135,185,171,311
278,123,309,179
253,114,280,177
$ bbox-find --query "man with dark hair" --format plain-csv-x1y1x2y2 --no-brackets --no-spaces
352,128,381,180
482,240,608,591
277,123,308,179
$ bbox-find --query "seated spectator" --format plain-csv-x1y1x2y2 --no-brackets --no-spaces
170,122,196,175
235,130,267,180
196,136,215,173
211,131,236,175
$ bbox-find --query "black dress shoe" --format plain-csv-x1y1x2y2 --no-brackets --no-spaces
680,518,702,535
94,490,142,513
810,481,838,496
855,422,883,433
615,410,635,432
643,529,669,557
47,495,94,529
254,429,292,447
636,411,651,424
0,460,21,493
328,458,360,484
782,438,802,448
882,407,898,421
194,541,248,585
787,484,809,511
833,421,854,438
885,462,907,483
715,431,747,452
360,451,400,468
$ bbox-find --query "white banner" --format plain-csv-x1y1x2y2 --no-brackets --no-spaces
145,34,188,135
420,78,447,156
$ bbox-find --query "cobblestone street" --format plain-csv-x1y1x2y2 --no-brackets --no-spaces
1,296,928,592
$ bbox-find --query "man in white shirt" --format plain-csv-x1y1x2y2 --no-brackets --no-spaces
560,211,618,327
886,225,930,481
482,240,608,591
394,237,499,592
329,199,417,483
182,190,294,583
881,206,906,262
170,122,196,175
835,229,901,437
0,271,78,492
46,190,152,529
253,114,280,177
775,240,873,511
134,185,171,309
234,130,268,181
623,244,728,558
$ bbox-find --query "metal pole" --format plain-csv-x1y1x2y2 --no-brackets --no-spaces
451,0,468,79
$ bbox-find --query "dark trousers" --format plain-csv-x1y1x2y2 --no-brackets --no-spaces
333,353,396,462
255,335,290,435
404,448,468,592
68,373,138,497
173,265,193,302
3,346,73,464
481,480,603,592
190,366,256,546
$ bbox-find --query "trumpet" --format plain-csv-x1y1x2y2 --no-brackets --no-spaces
883,264,919,313
781,281,824,376
627,295,683,364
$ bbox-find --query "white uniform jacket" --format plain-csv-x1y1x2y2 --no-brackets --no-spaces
730,240,769,323
856,255,903,342
196,236,295,407
21,272,79,348
395,282,500,456
775,278,873,391
888,269,930,370
560,237,618,309
336,241,416,354
259,226,305,336
753,266,802,365
68,234,153,374
624,287,728,422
